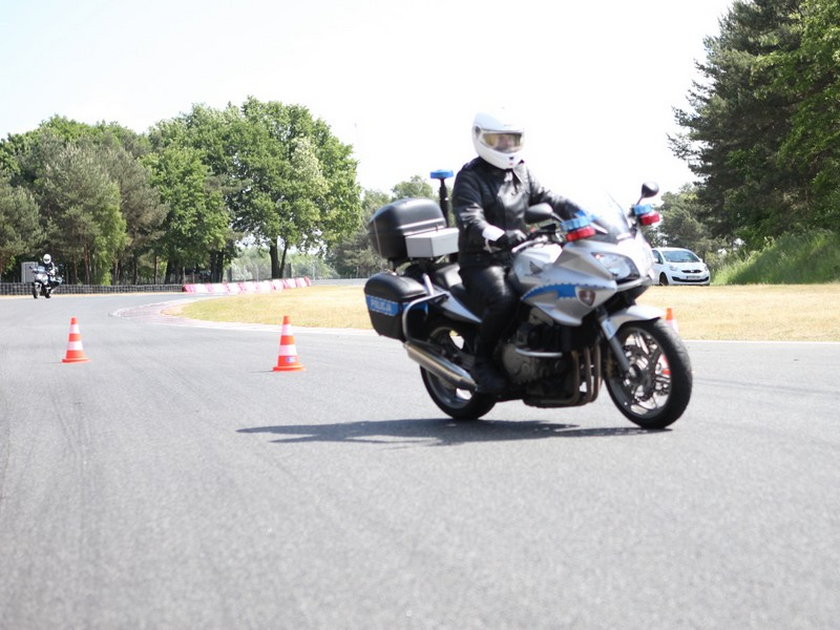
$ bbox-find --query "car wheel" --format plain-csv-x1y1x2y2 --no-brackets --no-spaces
659,273,670,286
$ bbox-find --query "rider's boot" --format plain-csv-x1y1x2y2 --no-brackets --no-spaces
473,355,506,394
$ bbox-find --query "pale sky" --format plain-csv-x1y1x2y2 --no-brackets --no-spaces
0,0,733,202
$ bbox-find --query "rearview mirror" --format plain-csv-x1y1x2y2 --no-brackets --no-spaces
525,203,554,223
640,182,659,199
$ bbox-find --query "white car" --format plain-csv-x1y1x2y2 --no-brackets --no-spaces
651,247,710,285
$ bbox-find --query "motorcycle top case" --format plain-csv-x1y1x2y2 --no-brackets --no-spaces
368,197,448,261
364,272,427,340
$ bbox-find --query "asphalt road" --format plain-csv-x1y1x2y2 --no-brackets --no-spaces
1,294,838,629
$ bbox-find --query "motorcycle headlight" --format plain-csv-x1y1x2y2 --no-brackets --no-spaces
592,253,639,281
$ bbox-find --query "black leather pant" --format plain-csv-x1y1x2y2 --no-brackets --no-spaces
459,262,517,359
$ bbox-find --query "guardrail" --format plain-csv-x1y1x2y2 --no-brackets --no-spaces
0,282,184,296
0,277,312,297
181,277,311,294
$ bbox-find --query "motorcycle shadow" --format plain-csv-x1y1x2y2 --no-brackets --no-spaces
238,418,666,446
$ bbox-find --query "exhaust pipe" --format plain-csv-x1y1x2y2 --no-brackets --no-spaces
404,341,477,391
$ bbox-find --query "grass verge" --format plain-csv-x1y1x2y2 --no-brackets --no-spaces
174,284,840,342
713,230,840,284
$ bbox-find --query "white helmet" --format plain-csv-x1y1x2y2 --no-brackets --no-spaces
42,254,52,264
471,111,525,170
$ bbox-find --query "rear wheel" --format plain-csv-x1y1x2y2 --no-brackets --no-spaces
419,318,496,420
603,319,692,429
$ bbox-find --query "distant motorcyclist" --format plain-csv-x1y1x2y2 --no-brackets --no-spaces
41,254,58,287
452,111,584,393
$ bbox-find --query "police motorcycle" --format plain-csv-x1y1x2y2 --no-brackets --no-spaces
364,173,692,429
31,264,63,299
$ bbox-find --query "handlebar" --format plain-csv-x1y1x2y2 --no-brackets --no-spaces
510,226,560,254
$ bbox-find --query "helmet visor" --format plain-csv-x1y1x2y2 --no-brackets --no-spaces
480,131,523,153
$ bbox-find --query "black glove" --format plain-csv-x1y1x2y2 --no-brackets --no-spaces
561,201,585,221
494,229,527,249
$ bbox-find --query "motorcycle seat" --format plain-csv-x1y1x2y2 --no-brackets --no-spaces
432,264,481,316
433,263,463,291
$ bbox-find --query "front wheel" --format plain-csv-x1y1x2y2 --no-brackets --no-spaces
32,283,38,299
419,318,496,420
603,319,692,429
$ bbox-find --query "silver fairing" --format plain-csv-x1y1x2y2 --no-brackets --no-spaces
509,229,655,327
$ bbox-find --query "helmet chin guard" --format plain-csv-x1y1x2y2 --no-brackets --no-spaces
472,111,524,170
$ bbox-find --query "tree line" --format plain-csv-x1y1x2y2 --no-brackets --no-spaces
667,0,839,259
0,98,362,284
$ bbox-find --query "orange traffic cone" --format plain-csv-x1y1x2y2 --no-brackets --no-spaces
665,307,679,333
62,317,90,363
273,315,304,372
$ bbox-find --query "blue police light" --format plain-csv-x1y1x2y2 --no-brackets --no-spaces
632,204,661,226
562,215,596,242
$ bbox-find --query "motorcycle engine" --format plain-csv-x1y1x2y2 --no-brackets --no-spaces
500,322,568,385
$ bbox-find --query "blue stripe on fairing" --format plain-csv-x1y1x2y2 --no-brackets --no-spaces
523,283,615,301
523,284,579,300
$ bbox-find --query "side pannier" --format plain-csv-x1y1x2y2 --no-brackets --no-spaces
364,272,427,340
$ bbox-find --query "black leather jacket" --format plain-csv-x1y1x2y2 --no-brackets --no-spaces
452,158,580,262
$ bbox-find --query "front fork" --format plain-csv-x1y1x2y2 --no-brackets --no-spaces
597,308,631,373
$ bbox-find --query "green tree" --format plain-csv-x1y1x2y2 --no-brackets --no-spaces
229,245,271,281
1,119,166,284
391,175,436,201
144,146,229,283
286,251,338,279
149,105,240,282
311,117,365,249
0,131,30,182
0,177,42,278
326,189,390,277
35,142,126,284
151,98,362,280
96,130,167,283
327,176,443,278
231,98,361,278
672,0,804,247
774,0,840,231
654,185,729,262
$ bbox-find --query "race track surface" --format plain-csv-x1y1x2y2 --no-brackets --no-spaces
1,294,838,629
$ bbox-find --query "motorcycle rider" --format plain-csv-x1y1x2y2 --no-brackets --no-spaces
41,254,58,287
452,111,584,393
